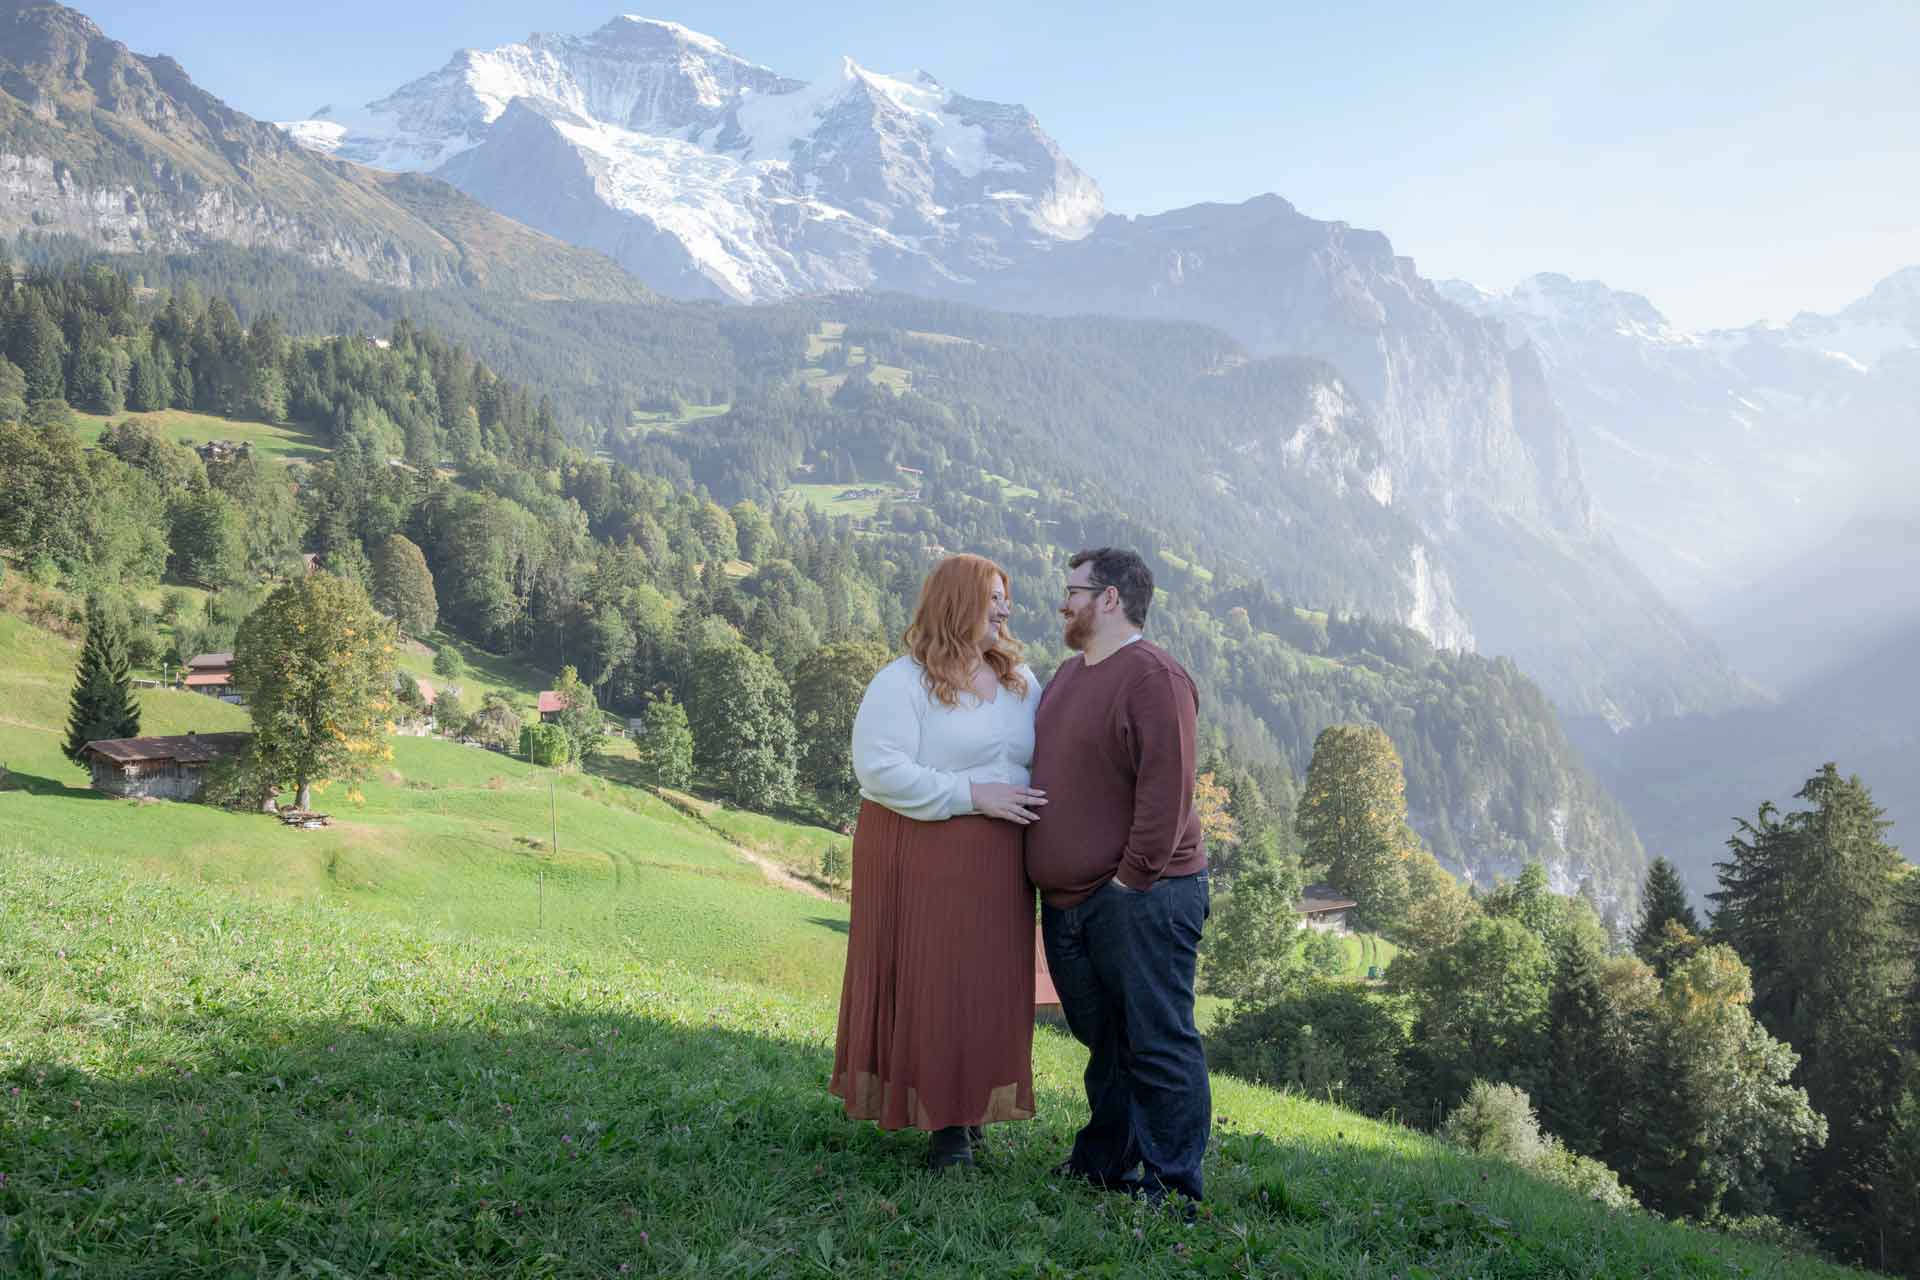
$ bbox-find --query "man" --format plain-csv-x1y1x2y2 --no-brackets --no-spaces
1026,546,1210,1207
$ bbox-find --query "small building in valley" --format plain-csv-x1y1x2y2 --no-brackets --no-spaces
537,691,565,722
1297,884,1359,934
81,732,251,801
183,652,239,701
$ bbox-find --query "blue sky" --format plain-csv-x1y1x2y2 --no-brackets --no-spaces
83,0,1919,330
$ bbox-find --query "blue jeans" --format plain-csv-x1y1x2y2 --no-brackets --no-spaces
1041,870,1211,1202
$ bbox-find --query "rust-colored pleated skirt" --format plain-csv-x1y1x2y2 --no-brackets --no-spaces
830,800,1036,1131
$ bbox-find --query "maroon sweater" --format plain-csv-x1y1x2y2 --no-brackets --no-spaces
1025,638,1206,906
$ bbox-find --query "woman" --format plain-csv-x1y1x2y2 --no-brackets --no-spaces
830,553,1047,1171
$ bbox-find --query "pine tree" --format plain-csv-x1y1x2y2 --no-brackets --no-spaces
1540,933,1620,1156
63,597,141,766
1712,765,1910,1255
1632,857,1699,973
8,293,66,406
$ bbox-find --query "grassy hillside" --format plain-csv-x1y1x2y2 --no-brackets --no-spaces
0,608,1871,1276
0,845,1865,1279
0,613,850,997
74,411,331,465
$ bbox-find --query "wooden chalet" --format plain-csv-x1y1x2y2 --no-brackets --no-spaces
1297,883,1359,934
81,731,250,801
537,691,565,722
183,652,238,700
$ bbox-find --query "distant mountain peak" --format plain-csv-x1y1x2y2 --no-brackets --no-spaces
279,16,1101,301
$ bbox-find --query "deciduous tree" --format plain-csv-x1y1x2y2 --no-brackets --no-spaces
1297,724,1419,932
634,691,694,789
689,632,797,810
369,533,438,638
233,573,395,811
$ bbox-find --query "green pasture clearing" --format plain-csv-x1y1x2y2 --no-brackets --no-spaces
904,329,979,347
804,320,849,359
1328,929,1400,977
982,470,1040,501
0,612,849,998
801,323,911,396
782,482,908,521
389,634,556,716
76,409,331,464
1157,548,1215,583
629,402,730,434
0,848,1863,1278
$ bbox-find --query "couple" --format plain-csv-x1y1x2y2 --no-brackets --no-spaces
829,547,1211,1206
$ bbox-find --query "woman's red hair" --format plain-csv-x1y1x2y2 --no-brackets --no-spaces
904,554,1027,708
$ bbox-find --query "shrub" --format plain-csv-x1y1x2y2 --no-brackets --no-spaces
432,645,467,680
1443,1081,1637,1212
519,722,572,768
433,686,467,734
1443,1081,1545,1166
466,693,521,752
1302,930,1347,977
818,842,849,884
1209,979,1412,1118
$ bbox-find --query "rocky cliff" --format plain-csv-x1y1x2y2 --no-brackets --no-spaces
0,0,648,301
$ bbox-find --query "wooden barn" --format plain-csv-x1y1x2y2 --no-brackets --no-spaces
81,732,250,801
1297,883,1360,934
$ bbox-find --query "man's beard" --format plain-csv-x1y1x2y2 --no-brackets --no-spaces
1062,607,1093,651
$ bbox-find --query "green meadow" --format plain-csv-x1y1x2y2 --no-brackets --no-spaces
74,410,331,465
782,482,910,521
0,611,1871,1277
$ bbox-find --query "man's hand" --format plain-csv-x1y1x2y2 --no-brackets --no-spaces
971,781,1047,825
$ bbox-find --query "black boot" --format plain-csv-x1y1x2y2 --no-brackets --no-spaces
926,1125,975,1172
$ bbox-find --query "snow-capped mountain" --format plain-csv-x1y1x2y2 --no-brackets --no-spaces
275,15,1760,725
1447,269,1918,623
282,16,1101,301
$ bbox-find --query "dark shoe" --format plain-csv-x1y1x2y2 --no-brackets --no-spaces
927,1125,975,1172
1050,1158,1143,1192
1139,1184,1199,1223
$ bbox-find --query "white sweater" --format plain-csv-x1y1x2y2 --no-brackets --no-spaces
851,655,1040,821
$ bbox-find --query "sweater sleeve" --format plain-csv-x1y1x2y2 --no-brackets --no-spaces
1114,666,1198,890
850,663,973,821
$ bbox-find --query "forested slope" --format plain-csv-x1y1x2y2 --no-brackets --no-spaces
0,250,1646,903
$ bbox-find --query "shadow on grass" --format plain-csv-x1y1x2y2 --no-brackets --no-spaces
0,769,114,799
0,988,1745,1280
809,916,850,935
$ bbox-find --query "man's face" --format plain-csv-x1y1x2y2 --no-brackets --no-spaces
1060,564,1102,651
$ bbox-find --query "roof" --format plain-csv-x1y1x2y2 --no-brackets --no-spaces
414,678,437,706
537,691,565,714
186,653,235,669
183,670,233,687
83,732,251,765
1298,882,1359,915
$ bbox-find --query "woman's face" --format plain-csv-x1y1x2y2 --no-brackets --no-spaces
978,577,1011,651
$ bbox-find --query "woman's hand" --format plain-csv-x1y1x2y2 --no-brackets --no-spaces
970,781,1047,825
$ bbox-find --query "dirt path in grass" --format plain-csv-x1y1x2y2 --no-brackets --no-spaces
729,844,832,901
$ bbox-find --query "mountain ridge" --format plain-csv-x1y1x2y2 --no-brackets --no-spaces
0,0,652,301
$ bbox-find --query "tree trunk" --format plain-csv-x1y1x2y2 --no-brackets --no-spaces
296,779,312,811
